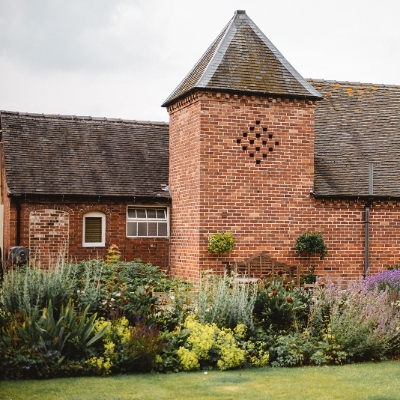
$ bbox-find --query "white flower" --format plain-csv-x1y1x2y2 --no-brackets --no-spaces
115,293,121,297
111,298,115,302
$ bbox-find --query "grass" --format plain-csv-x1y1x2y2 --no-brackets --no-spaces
1,362,400,400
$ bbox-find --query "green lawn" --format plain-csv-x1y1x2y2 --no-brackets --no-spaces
1,362,400,400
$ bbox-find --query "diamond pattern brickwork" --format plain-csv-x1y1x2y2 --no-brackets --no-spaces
236,120,280,165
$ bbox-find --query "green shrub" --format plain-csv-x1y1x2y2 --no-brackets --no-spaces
269,331,312,367
253,278,311,333
0,259,186,329
87,316,165,375
308,280,400,362
0,299,108,379
207,232,235,268
167,315,246,371
295,231,327,269
197,273,257,330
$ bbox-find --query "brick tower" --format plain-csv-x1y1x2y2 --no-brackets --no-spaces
163,10,322,282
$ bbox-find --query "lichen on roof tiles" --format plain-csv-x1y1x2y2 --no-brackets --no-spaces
310,79,400,198
163,10,321,106
0,111,170,198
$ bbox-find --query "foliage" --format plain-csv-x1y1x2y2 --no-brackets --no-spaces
0,259,186,379
300,266,317,284
364,269,400,298
253,278,311,333
207,232,235,269
105,244,121,265
86,316,165,375
0,300,108,379
172,315,246,371
207,232,236,257
295,231,328,268
268,330,349,367
308,279,400,362
155,316,269,373
2,254,400,379
268,331,311,367
197,273,257,330
0,259,188,329
0,262,80,322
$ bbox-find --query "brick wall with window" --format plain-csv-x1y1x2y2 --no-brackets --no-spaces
7,198,170,270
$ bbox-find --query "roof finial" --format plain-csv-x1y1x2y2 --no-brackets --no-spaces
236,10,246,14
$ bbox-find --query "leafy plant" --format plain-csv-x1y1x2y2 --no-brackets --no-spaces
364,269,400,298
207,232,235,269
300,266,317,285
174,315,246,371
197,273,257,330
308,279,400,362
295,231,328,269
253,278,310,333
105,244,121,265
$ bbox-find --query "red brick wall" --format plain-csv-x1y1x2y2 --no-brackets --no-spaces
168,95,202,281
29,208,69,267
167,91,400,283
5,198,170,269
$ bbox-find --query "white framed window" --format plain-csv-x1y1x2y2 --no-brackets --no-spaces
127,206,169,237
83,212,106,247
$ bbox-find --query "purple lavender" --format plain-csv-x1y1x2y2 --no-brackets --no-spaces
364,269,400,296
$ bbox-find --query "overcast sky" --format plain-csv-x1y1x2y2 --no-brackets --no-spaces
1,0,400,122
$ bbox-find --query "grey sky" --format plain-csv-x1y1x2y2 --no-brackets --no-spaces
1,0,399,121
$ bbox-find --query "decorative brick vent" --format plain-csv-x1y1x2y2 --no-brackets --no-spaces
29,209,69,267
237,121,280,165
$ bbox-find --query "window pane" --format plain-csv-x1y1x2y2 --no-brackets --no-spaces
85,217,102,242
136,209,146,219
138,222,147,236
156,210,166,219
158,223,168,236
127,222,137,237
148,222,157,236
126,207,169,238
147,209,156,218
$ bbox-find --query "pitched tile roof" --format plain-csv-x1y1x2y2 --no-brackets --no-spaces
0,111,170,198
162,10,321,107
311,79,400,198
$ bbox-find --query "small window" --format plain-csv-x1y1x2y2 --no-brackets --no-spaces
127,207,169,237
83,212,105,247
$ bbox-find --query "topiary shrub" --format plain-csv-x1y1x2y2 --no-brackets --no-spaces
207,232,235,269
295,231,327,269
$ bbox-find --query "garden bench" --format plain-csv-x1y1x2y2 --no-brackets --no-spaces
234,252,301,287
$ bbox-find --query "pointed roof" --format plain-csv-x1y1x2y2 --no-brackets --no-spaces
163,10,321,107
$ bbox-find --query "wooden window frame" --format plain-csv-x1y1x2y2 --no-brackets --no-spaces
83,211,106,247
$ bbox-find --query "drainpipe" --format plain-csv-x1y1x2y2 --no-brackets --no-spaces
364,163,373,278
16,200,21,246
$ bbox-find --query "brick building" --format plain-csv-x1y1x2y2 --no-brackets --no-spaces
1,10,400,282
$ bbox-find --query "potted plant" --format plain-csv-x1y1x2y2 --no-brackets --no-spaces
295,231,327,284
207,232,235,271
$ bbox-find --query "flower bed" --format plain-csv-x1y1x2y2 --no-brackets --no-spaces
1,259,399,379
